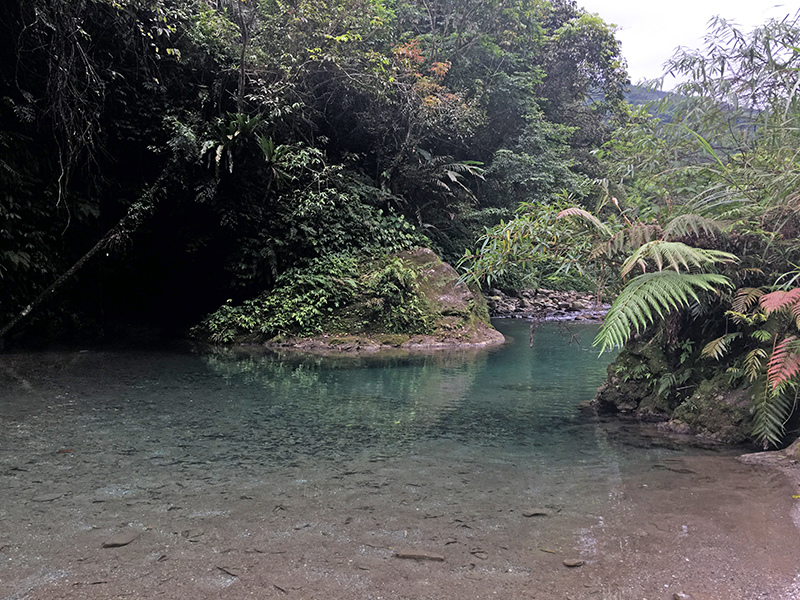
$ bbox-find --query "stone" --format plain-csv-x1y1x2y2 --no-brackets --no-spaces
394,549,445,561
31,493,63,502
563,558,584,567
522,508,551,517
102,529,142,548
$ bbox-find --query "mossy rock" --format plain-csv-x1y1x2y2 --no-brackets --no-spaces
325,247,493,338
592,343,669,414
194,246,503,349
312,248,502,350
669,375,753,444
637,392,675,421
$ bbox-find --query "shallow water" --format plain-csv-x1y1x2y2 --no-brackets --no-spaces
3,320,795,600
1,320,706,482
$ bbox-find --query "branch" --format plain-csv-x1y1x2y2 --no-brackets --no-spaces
0,171,168,344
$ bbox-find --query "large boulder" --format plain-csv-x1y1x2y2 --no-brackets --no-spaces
267,248,505,352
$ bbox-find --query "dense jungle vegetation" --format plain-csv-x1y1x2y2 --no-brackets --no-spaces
2,0,799,447
464,14,800,448
0,0,626,343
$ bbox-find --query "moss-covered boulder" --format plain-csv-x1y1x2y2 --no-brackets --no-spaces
665,375,753,444
192,247,504,351
593,340,755,444
592,341,673,419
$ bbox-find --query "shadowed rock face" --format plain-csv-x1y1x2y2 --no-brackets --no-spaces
592,343,754,445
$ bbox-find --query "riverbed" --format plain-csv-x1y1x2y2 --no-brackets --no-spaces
1,320,799,599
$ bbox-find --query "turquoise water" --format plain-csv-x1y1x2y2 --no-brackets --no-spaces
1,320,753,599
0,320,703,506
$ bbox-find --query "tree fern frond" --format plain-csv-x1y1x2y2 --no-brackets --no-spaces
751,329,773,342
759,288,800,314
731,287,764,313
590,224,661,259
444,161,485,178
767,335,800,391
792,302,800,330
556,207,612,236
744,348,768,383
751,382,797,449
620,241,738,278
701,332,741,360
662,213,724,240
595,271,732,352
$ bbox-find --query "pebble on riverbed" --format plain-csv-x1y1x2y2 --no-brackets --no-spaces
101,529,142,548
522,508,551,517
394,549,445,562
563,558,584,567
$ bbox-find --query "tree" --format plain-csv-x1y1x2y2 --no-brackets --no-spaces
463,11,800,447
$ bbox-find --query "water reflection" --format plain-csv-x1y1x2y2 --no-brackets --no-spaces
202,343,490,448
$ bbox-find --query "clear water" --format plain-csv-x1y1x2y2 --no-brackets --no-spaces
1,320,754,599
0,319,723,512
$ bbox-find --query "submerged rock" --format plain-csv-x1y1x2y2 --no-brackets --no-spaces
521,508,551,517
102,529,142,548
394,549,445,561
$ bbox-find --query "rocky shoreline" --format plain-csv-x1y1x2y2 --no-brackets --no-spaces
484,287,610,321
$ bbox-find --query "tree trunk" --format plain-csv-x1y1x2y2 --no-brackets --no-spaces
0,173,166,345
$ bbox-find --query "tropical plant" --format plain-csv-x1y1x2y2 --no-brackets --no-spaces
700,286,800,447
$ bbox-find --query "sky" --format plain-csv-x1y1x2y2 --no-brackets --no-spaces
576,1,797,86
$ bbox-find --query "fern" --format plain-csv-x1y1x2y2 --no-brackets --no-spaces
620,241,738,278
759,288,800,314
751,381,797,449
556,207,612,236
701,332,741,360
662,213,724,240
766,335,800,391
731,287,764,313
743,348,768,383
590,223,662,260
595,271,733,352
751,329,773,342
657,369,691,396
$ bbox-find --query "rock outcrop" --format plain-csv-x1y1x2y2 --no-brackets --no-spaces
592,345,754,445
266,248,505,353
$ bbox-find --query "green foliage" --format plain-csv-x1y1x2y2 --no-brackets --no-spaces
595,272,732,353
1,0,630,343
458,200,600,289
193,254,361,343
589,11,800,447
364,257,433,334
619,241,737,278
192,252,434,342
751,380,798,449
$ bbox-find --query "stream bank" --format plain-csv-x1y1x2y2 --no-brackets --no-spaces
484,287,610,321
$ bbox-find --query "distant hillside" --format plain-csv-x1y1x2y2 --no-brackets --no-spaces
625,84,677,121
626,84,671,106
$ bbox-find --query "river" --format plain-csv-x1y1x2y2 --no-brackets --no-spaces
1,320,798,599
